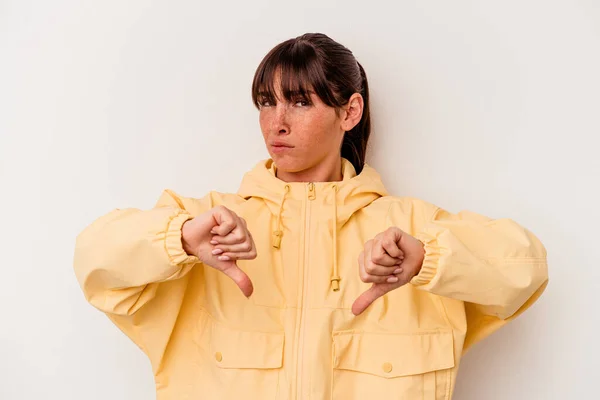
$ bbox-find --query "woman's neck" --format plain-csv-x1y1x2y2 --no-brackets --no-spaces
276,156,343,183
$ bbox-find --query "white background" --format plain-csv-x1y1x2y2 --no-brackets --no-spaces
1,1,598,399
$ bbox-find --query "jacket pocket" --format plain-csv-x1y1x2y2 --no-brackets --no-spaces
331,329,455,400
193,309,285,399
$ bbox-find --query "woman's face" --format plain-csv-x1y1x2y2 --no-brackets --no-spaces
258,75,345,176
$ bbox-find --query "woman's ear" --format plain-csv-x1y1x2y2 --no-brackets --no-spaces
340,93,364,131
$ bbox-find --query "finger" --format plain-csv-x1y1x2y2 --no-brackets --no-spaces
211,239,253,253
352,284,388,316
361,242,402,275
360,273,401,284
210,227,247,245
213,230,257,260
218,238,257,259
216,250,257,261
220,263,254,298
364,256,404,275
381,234,404,259
370,239,400,267
211,208,237,237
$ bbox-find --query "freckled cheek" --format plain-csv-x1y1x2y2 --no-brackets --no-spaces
259,113,271,137
296,129,333,149
258,112,267,126
311,117,337,144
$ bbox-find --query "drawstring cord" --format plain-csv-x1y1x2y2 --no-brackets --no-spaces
272,184,290,249
330,184,340,292
271,183,340,292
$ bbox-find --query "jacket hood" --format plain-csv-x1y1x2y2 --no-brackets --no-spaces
237,158,389,226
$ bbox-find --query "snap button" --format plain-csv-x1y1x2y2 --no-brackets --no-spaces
382,362,393,373
215,352,223,362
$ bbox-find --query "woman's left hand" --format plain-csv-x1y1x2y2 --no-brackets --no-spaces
352,227,425,316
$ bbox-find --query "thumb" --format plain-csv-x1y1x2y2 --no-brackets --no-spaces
221,263,254,298
351,284,386,316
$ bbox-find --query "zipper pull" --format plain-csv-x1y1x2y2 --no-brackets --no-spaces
307,182,316,200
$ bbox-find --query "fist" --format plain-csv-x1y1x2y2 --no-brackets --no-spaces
351,227,425,316
182,206,257,297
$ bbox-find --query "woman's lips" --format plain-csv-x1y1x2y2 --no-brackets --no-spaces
270,142,294,153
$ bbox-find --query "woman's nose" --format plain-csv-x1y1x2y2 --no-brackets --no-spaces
272,104,289,134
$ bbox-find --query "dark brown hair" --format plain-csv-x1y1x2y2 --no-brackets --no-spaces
251,33,370,174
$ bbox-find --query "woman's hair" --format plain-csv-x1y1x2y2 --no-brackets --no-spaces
252,33,370,174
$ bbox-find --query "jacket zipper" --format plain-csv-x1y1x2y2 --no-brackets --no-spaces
296,182,315,399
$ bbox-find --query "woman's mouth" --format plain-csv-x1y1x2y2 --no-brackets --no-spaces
270,142,294,153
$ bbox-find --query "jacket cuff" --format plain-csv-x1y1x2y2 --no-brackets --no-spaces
410,231,440,286
165,211,200,266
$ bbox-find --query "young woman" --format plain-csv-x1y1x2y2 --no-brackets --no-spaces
74,33,548,399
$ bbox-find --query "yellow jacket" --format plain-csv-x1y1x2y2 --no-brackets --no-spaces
73,158,548,399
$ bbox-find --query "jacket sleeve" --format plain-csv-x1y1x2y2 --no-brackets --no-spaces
73,189,213,317
73,189,218,369
407,203,549,351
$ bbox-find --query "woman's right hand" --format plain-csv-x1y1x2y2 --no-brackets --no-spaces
181,206,256,297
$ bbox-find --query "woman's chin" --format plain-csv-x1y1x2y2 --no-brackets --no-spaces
270,155,308,174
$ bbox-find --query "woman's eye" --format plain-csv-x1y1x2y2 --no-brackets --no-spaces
259,100,272,107
295,99,310,107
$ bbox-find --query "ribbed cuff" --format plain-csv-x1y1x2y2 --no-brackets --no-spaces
165,211,200,266
410,231,440,286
